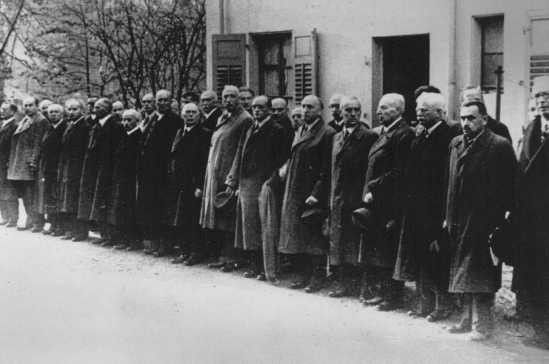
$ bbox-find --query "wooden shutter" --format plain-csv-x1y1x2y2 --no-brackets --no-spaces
293,29,319,103
529,18,549,90
212,34,246,96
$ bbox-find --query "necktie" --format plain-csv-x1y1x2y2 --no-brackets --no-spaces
300,125,308,137
343,129,350,140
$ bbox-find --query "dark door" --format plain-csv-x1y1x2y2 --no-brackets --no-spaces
382,34,429,122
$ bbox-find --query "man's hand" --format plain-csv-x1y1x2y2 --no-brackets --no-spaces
429,240,440,253
28,162,37,172
363,192,373,204
305,195,318,206
194,188,202,198
278,164,288,180
442,220,447,229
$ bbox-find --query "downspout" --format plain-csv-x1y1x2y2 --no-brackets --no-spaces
219,0,225,34
447,0,458,120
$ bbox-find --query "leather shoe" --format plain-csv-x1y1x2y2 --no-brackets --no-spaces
100,240,115,247
143,248,156,255
17,225,31,231
42,229,52,235
52,230,66,237
256,273,266,281
208,261,225,269
304,276,324,293
243,270,259,278
171,254,188,264
221,262,236,272
6,221,17,228
184,254,203,266
426,308,451,322
31,225,43,233
62,233,74,240
363,296,384,306
289,279,308,289
448,320,472,334
72,234,87,242
114,244,128,250
92,238,107,245
377,300,403,311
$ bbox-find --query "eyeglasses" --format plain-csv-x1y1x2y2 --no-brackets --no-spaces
460,115,477,121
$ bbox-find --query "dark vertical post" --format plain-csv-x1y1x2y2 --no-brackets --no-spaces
495,66,503,122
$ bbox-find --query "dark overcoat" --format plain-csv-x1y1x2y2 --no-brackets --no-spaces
7,113,49,181
57,116,89,214
328,119,344,133
201,107,223,132
360,119,414,268
77,114,123,221
513,116,549,297
0,118,18,201
136,111,180,227
446,130,517,293
393,122,459,282
107,128,141,227
326,124,377,266
486,116,512,143
278,119,335,255
272,114,295,145
163,125,210,228
36,120,67,215
226,117,290,251
199,107,252,232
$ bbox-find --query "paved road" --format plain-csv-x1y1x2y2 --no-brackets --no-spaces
1,227,548,364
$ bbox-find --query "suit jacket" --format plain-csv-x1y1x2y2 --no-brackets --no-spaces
326,124,378,265
393,121,460,282
164,125,211,228
487,116,512,143
446,129,517,293
272,114,295,145
0,118,18,200
361,118,414,268
57,116,90,214
279,119,335,255
36,120,67,215
226,117,290,250
201,107,223,132
136,111,181,226
7,113,49,181
328,118,344,133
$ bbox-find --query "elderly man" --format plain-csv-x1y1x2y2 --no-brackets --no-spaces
324,96,377,297
7,97,49,231
36,104,67,235
137,89,180,256
514,75,549,348
200,85,253,271
327,94,344,132
290,107,303,131
165,103,211,265
78,98,124,244
360,93,414,311
238,87,255,114
279,95,335,292
225,95,290,279
0,103,19,226
393,93,460,320
57,98,90,241
199,90,223,132
108,109,142,251
86,97,98,127
446,100,517,340
271,97,294,143
112,101,124,117
39,99,53,121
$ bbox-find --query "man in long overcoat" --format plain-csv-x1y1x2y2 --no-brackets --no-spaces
225,95,290,279
279,95,335,292
200,90,223,132
35,103,67,235
200,85,252,271
57,99,90,241
327,94,344,132
77,98,123,244
393,93,460,320
108,109,142,250
271,97,295,144
323,96,377,297
0,103,19,226
446,101,517,340
360,93,414,311
165,103,210,265
136,90,180,256
7,96,49,231
514,76,549,348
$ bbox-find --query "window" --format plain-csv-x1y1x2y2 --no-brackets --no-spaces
256,34,292,100
529,17,549,90
479,16,504,92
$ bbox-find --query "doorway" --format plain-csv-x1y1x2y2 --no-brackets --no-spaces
372,34,429,123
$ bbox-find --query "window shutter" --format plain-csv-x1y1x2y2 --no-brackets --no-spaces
212,34,247,96
293,29,319,104
529,18,549,90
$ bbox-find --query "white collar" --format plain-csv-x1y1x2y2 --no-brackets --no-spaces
383,117,401,133
2,116,14,127
426,120,443,136
254,116,270,129
205,107,218,119
128,126,140,135
304,117,321,131
344,125,357,134
52,119,64,129
184,124,198,132
98,115,110,127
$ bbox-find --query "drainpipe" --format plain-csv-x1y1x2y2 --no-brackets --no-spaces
219,0,225,34
447,0,457,120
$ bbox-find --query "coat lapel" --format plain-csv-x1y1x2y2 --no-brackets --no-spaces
14,116,32,135
291,118,322,151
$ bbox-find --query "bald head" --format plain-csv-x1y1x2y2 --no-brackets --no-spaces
94,98,112,119
301,95,322,124
251,95,271,121
39,99,53,115
271,98,287,118
23,97,38,116
329,94,343,121
377,93,405,126
181,102,200,127
65,98,85,120
156,90,172,114
112,101,124,116
200,90,218,113
222,85,240,112
47,103,64,123
291,106,303,130
340,96,362,126
141,93,155,114
416,92,446,127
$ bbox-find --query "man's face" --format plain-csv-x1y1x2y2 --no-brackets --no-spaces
182,104,200,127
48,108,62,123
416,100,441,128
156,92,171,113
87,100,96,114
342,100,361,127
200,94,216,113
142,95,155,114
40,102,52,115
460,105,486,138
239,91,253,110
301,96,321,124
252,98,270,121
271,100,287,118
329,97,341,120
291,109,303,129
23,99,37,116
535,92,549,118
377,98,400,126
121,115,137,131
0,104,13,119
66,102,83,120
93,101,109,119
222,90,240,112
113,103,124,116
